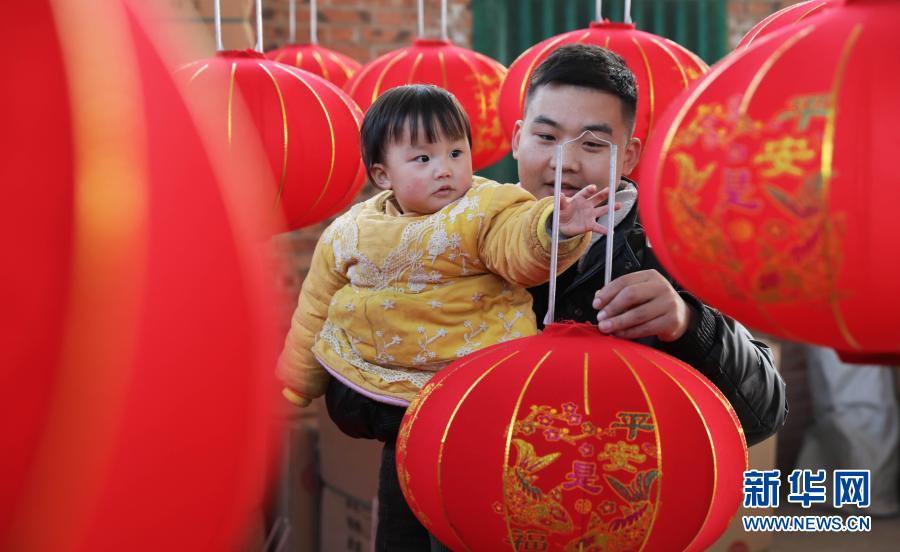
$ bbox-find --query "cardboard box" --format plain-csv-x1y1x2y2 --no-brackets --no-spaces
316,405,382,552
319,486,375,552
272,416,320,552
316,407,382,500
708,435,778,552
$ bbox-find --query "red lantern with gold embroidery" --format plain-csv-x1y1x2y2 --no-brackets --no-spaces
639,0,900,363
266,43,361,87
497,20,708,182
180,51,366,230
344,39,509,171
1,0,278,548
737,0,836,50
397,324,746,551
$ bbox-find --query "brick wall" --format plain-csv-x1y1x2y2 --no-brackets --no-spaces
262,0,472,61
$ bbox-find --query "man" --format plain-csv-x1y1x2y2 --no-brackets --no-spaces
513,44,787,446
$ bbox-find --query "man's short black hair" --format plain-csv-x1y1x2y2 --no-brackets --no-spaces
360,84,472,182
525,44,638,132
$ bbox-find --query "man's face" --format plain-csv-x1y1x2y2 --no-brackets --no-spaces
512,83,641,200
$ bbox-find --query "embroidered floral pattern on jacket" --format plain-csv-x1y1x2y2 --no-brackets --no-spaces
285,179,590,404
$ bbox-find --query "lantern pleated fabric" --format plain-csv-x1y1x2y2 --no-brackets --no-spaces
1,0,278,549
344,38,509,171
639,0,900,363
397,323,747,551
180,51,366,231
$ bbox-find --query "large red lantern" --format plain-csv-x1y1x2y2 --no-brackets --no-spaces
180,51,366,230
639,0,900,363
737,0,836,50
1,0,277,548
267,43,361,88
344,38,509,171
497,20,708,182
397,324,746,551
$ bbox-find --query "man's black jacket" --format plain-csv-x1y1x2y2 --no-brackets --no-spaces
529,181,788,446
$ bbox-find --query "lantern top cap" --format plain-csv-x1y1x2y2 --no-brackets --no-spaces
543,321,607,338
412,38,454,48
217,49,267,60
589,20,637,31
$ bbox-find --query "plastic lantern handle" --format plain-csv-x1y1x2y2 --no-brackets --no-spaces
544,129,618,326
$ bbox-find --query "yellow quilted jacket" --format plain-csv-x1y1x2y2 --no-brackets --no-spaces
277,178,590,406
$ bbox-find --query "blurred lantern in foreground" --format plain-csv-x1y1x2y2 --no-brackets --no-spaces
180,2,365,231
1,0,278,549
397,324,746,551
497,18,708,182
344,0,508,171
266,0,361,87
639,0,900,363
737,0,836,50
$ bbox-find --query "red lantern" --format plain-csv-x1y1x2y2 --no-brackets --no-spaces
266,44,361,88
737,0,836,50
639,0,900,363
497,20,708,182
397,324,746,551
344,39,509,171
180,51,366,230
1,0,277,548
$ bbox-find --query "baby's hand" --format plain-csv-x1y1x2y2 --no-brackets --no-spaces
557,185,621,238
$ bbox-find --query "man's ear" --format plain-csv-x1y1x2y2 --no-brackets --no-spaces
510,119,525,160
370,163,391,190
622,136,642,177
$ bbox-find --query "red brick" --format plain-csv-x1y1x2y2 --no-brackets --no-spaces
317,8,371,25
372,9,415,27
362,27,412,43
322,26,356,43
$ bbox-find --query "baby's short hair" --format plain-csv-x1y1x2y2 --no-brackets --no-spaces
360,84,472,182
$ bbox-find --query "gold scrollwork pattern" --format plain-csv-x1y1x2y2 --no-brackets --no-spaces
499,402,660,551
662,92,846,306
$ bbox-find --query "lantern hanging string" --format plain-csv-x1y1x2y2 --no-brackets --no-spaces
254,0,263,52
288,0,296,44
418,0,425,38
596,0,603,22
212,0,267,52
624,0,633,24
310,0,318,45
544,130,618,326
213,0,224,51
441,0,448,41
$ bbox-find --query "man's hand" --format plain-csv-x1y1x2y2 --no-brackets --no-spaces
592,270,695,341
557,185,619,238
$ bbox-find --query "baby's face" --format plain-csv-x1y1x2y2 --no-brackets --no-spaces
375,130,473,216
